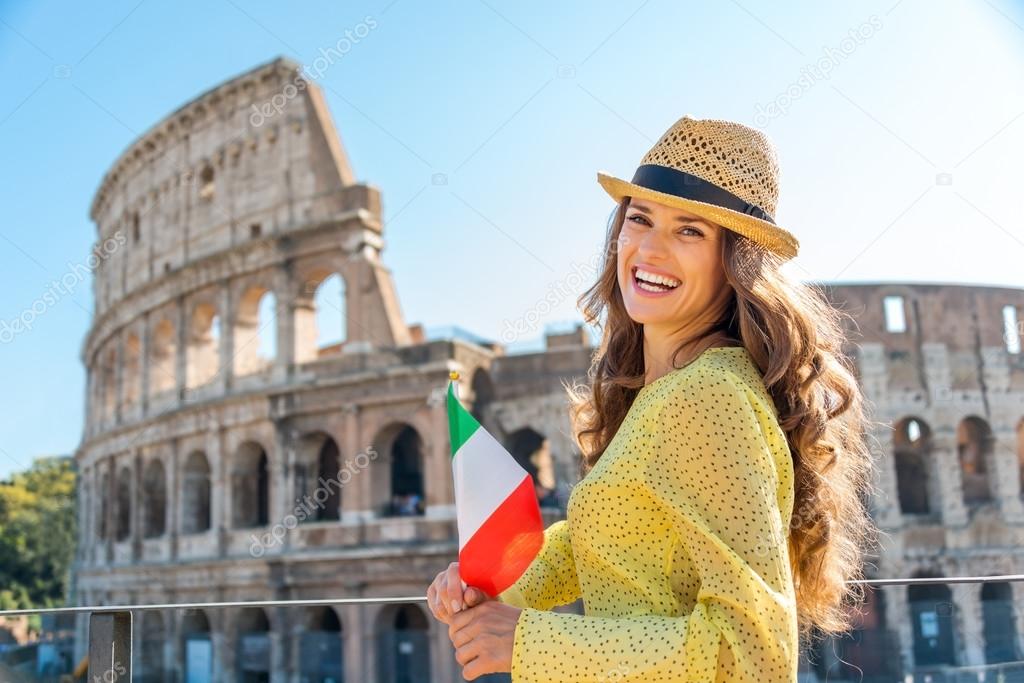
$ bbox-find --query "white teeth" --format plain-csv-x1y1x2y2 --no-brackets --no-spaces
634,268,681,288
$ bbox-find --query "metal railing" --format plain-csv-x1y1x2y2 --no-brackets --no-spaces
1,575,1024,682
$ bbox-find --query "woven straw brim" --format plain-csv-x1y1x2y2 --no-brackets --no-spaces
596,170,799,260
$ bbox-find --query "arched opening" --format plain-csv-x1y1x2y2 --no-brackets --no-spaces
232,442,270,528
139,611,166,683
893,417,933,516
507,427,559,508
182,451,212,534
982,581,1019,663
97,471,109,542
469,368,495,424
958,416,994,506
234,286,277,376
142,459,166,539
376,604,430,683
236,608,271,683
807,587,900,680
148,318,177,398
295,269,348,363
186,301,220,389
388,426,425,517
311,434,342,522
198,164,215,201
123,333,141,409
908,573,956,667
180,610,212,683
99,347,117,422
115,466,132,542
299,607,343,683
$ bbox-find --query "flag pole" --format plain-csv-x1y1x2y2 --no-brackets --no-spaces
448,370,470,601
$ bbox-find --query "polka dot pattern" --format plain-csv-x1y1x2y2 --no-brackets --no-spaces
497,346,799,682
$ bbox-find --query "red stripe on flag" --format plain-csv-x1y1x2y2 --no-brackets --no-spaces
458,475,544,597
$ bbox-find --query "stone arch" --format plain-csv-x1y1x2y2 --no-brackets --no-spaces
148,317,177,398
957,415,994,506
507,427,558,508
234,284,277,376
298,607,343,682
186,299,220,389
375,604,430,683
115,465,132,542
893,417,935,516
123,332,141,408
182,451,212,534
142,459,167,539
981,581,1019,663
139,611,166,683
235,607,271,682
232,441,270,528
907,571,956,667
180,610,212,682
294,265,348,363
371,422,426,517
295,431,343,522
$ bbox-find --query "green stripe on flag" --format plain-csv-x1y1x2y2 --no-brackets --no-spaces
447,382,480,458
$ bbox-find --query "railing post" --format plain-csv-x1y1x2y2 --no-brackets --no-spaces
88,610,133,682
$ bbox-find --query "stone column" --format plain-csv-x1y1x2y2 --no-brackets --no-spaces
951,581,984,666
218,281,235,394
991,428,1024,522
175,296,188,405
169,439,180,561
931,430,968,526
340,404,366,519
872,428,903,529
113,335,124,425
132,449,143,561
883,583,916,673
273,264,295,383
341,602,366,683
140,312,151,417
425,399,455,519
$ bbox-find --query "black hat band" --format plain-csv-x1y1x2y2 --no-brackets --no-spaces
630,164,775,225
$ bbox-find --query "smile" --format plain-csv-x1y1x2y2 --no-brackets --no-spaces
631,265,681,296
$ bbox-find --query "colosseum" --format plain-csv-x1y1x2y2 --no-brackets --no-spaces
73,56,1024,682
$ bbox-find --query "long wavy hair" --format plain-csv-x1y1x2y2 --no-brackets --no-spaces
564,196,880,641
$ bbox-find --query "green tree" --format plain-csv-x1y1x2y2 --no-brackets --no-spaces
0,456,76,609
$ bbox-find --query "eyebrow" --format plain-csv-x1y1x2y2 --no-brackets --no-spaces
627,203,714,228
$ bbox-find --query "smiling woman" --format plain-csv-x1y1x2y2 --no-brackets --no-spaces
434,115,878,682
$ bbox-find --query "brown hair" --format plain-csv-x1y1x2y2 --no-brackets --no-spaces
564,196,880,641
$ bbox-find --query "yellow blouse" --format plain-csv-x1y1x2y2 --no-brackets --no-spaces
497,345,799,682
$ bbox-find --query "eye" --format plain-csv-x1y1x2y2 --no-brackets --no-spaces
678,226,703,237
626,213,650,226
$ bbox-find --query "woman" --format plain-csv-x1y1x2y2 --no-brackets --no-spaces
428,115,878,681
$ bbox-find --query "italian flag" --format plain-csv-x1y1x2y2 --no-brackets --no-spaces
447,377,543,597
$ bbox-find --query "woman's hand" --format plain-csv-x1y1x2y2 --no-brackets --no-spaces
448,600,523,680
427,561,491,624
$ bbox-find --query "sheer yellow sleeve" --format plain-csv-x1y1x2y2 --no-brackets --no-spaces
497,518,581,610
507,367,798,682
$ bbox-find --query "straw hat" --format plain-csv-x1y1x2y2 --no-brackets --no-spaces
596,115,799,260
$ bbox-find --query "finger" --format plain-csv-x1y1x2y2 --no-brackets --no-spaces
453,637,482,666
464,585,488,607
427,583,447,622
445,563,465,613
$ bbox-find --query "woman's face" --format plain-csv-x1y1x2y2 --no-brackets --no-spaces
615,197,729,329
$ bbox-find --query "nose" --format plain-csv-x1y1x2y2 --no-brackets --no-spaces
635,225,672,260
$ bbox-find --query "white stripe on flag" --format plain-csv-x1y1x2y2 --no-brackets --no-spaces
452,425,531,550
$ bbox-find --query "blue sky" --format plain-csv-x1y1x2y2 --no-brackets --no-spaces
1,0,1022,479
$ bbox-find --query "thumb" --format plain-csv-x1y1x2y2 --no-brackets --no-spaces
464,585,490,606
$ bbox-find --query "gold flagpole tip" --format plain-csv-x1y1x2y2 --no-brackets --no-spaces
449,370,460,381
